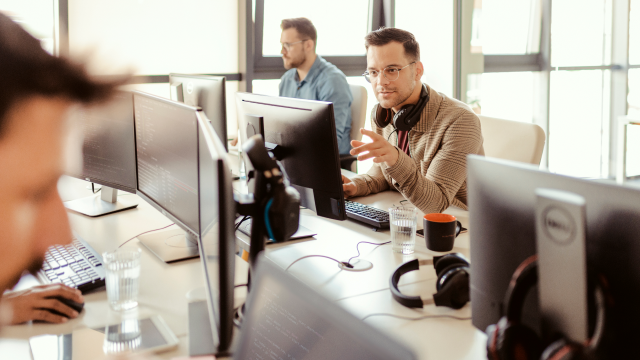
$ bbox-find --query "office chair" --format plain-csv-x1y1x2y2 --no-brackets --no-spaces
340,84,368,172
478,115,546,166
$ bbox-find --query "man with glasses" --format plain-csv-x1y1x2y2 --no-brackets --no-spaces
342,27,484,213
279,17,353,155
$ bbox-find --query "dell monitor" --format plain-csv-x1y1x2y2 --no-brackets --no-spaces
64,91,139,217
133,91,235,354
467,155,640,357
235,93,346,221
169,73,227,152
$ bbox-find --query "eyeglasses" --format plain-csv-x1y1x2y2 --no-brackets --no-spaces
280,39,310,52
362,62,416,83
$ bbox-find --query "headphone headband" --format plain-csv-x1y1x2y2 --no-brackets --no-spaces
504,255,539,323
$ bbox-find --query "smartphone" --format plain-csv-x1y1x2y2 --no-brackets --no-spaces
29,315,179,359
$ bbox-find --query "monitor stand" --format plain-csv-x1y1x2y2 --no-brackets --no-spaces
188,300,215,356
64,186,138,217
137,228,199,263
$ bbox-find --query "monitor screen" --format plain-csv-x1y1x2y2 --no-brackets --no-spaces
235,93,345,221
133,92,200,233
196,112,235,354
169,74,227,152
235,255,417,360
72,91,137,192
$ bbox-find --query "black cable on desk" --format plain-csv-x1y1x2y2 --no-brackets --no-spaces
235,215,250,231
118,223,175,248
361,313,472,321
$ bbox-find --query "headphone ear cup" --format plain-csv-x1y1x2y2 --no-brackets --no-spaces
433,265,470,309
373,104,390,129
434,253,470,275
498,321,544,360
541,339,591,360
267,185,300,242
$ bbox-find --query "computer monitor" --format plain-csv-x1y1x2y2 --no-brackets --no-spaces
234,253,417,360
467,155,640,356
133,91,235,354
64,91,139,217
169,73,227,152
235,93,346,221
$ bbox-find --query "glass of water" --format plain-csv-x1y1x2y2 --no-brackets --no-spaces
103,248,141,311
389,205,418,254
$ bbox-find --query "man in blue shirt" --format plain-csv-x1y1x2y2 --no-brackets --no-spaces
279,18,353,155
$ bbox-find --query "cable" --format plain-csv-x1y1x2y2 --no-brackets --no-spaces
264,198,275,240
234,283,248,288
347,241,391,265
285,255,343,272
118,223,175,248
91,183,101,194
361,313,472,322
235,215,250,231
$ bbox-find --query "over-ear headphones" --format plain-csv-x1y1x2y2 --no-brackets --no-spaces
485,255,607,360
374,83,429,131
390,252,470,309
243,134,300,242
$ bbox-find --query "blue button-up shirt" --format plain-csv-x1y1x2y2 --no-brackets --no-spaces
279,55,352,155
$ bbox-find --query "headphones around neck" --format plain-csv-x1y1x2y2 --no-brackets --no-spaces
389,252,470,309
485,255,607,360
374,83,429,131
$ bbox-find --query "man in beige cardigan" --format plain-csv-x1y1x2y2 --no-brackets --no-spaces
342,27,484,214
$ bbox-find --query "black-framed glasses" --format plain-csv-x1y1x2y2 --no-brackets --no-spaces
362,62,416,83
280,39,310,52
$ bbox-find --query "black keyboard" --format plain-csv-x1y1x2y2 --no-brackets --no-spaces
344,200,390,229
38,235,106,293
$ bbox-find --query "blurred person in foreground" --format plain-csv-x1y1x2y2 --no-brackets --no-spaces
0,12,122,326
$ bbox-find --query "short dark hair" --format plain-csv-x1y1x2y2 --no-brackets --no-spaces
364,27,420,61
281,17,317,51
0,13,124,137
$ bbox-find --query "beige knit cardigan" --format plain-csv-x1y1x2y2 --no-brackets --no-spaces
350,84,485,213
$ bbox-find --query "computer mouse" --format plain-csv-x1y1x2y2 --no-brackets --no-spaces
47,295,85,318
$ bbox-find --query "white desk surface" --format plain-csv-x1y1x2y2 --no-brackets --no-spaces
1,168,488,359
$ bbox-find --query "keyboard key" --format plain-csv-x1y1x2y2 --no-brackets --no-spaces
49,261,60,269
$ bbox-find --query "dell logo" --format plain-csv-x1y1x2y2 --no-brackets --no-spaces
542,205,575,245
187,82,194,95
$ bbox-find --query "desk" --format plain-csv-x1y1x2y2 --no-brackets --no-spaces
2,169,488,359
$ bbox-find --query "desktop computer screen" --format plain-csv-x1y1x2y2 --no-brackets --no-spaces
467,155,640,357
235,93,346,221
64,90,139,216
133,91,235,354
169,73,227,152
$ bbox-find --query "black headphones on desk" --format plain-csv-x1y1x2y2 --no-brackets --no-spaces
373,83,429,131
485,255,608,360
389,253,470,309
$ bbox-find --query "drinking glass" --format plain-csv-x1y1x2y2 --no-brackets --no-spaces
389,206,418,254
103,248,141,311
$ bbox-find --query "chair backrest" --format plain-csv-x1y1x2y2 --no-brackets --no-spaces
478,115,546,166
349,84,368,142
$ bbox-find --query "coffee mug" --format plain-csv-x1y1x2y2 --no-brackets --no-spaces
423,213,462,252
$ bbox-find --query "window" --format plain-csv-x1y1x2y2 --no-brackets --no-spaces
630,0,640,65
551,0,613,67
0,0,55,53
395,0,454,97
467,72,538,123
479,0,541,55
549,70,611,178
262,0,369,57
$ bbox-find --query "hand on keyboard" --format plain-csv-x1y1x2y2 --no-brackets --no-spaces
0,284,83,324
341,174,357,198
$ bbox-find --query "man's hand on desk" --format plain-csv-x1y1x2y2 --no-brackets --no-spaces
1,284,83,324
350,128,399,167
342,174,357,197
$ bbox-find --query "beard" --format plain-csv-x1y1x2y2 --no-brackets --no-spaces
283,53,306,70
376,75,417,109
